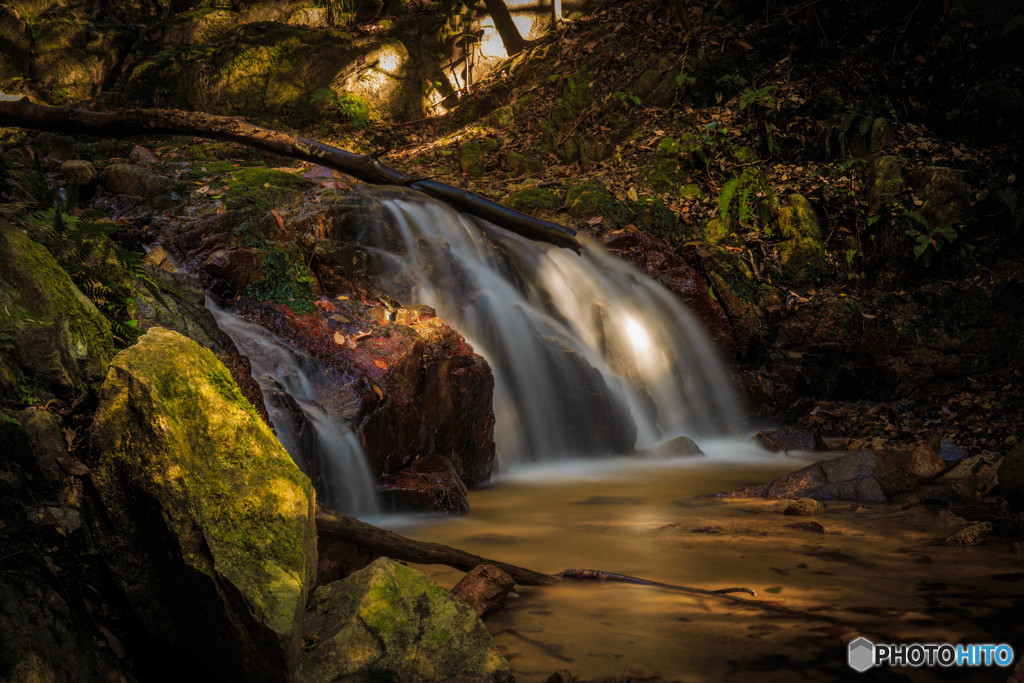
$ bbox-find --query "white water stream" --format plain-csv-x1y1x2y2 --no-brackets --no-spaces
354,187,746,466
208,300,382,515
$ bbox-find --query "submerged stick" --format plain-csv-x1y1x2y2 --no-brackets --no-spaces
315,505,559,585
558,568,756,596
558,568,849,626
0,97,580,253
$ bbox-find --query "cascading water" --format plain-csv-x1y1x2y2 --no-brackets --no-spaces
207,299,381,515
351,187,746,465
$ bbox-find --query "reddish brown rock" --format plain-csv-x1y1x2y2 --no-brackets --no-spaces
718,451,888,501
377,455,469,514
451,565,516,617
909,436,948,479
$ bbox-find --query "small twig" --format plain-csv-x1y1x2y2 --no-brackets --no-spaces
558,568,755,596
557,568,853,628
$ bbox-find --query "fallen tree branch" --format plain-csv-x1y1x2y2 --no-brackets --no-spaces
315,505,559,585
0,97,580,253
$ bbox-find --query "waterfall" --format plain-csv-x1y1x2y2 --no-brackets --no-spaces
354,187,746,465
207,299,381,515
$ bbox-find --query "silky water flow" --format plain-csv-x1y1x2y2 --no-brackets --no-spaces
354,187,746,466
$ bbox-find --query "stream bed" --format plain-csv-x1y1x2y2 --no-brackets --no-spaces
385,445,1024,682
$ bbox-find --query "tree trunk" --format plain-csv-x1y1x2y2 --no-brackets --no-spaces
482,0,526,56
0,97,579,253
315,505,559,585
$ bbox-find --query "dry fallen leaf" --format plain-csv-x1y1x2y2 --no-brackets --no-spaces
373,360,388,370
271,208,286,232
373,385,383,399
627,187,639,202
333,332,346,346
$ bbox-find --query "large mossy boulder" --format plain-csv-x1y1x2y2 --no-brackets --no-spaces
89,327,317,682
299,557,513,683
0,220,114,405
777,193,826,286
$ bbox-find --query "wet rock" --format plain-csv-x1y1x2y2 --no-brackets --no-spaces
645,435,704,457
451,565,516,617
198,246,265,299
755,427,825,453
299,557,512,683
998,442,1024,511
311,239,373,292
231,298,497,488
101,163,176,198
936,509,966,526
909,437,948,479
89,328,317,682
377,455,470,514
774,498,823,516
790,520,826,533
0,219,114,404
941,452,1000,496
944,522,992,546
717,451,890,501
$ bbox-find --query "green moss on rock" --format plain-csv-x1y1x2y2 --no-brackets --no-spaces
566,180,617,218
777,193,826,285
0,220,114,405
89,327,316,682
506,187,561,211
505,150,544,176
299,558,512,682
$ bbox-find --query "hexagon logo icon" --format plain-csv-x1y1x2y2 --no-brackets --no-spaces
848,637,875,672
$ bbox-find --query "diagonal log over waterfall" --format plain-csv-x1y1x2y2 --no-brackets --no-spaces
0,96,580,252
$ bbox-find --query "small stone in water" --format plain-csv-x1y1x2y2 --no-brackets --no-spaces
944,522,992,546
936,509,966,526
774,498,822,516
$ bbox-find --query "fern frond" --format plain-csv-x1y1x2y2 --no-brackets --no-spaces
718,177,740,220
